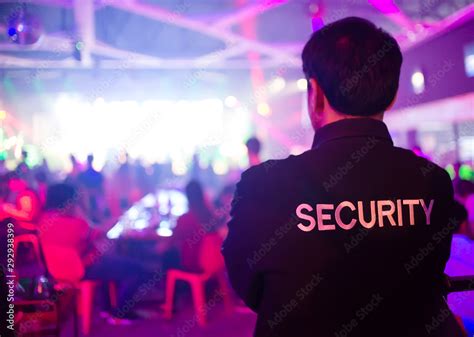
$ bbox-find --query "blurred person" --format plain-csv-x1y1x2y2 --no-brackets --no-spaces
150,163,162,190
223,17,465,337
0,174,10,203
33,160,51,205
0,158,8,176
112,155,134,213
452,163,474,239
78,154,104,191
445,201,471,334
134,158,151,197
452,201,472,239
19,150,31,171
66,154,83,183
78,154,105,223
38,183,150,323
170,180,215,272
246,136,262,167
452,162,474,198
34,170,48,205
0,172,41,232
190,153,202,180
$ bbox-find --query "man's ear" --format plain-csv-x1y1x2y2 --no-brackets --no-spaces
308,78,325,129
308,78,317,116
385,92,398,111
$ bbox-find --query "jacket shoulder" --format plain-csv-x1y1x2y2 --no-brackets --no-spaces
240,154,305,184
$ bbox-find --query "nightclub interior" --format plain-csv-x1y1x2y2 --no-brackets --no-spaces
0,1,473,337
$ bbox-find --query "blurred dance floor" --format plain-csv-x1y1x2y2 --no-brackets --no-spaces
61,300,256,337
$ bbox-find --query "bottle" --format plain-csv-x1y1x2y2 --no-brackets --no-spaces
33,276,51,299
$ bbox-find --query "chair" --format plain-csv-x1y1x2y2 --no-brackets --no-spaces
13,233,48,280
14,234,60,336
14,234,43,267
41,245,117,336
163,233,232,326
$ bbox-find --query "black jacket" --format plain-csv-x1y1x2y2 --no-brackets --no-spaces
223,118,465,337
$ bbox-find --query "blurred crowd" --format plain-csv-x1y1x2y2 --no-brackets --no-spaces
0,138,473,323
0,138,262,323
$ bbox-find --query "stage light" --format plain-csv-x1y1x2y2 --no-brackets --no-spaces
75,41,84,51
297,78,308,91
157,227,173,237
212,160,229,175
172,160,187,176
368,0,399,14
219,142,247,159
94,97,105,106
407,31,417,42
411,71,425,94
290,145,306,156
312,17,324,32
0,110,6,120
7,11,43,45
224,95,238,108
307,1,325,17
54,98,226,168
308,3,320,15
465,54,474,77
73,40,84,61
257,102,271,116
106,222,124,239
269,77,286,93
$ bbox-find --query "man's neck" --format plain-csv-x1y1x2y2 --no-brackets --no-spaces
318,108,384,129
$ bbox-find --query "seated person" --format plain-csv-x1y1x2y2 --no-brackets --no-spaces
39,183,149,323
171,180,215,272
0,172,41,232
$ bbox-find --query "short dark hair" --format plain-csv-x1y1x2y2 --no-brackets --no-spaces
302,17,402,116
246,137,261,155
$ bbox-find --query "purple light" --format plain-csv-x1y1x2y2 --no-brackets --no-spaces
368,0,400,14
312,17,324,32
7,27,16,37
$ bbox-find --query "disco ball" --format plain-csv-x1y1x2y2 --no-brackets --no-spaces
7,12,43,45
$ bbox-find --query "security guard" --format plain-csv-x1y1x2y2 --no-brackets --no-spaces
223,17,465,337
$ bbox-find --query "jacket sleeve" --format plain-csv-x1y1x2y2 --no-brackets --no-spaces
222,165,268,311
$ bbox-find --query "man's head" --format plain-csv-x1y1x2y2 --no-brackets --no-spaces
302,17,402,129
86,154,94,167
185,180,205,208
246,137,261,156
246,136,262,166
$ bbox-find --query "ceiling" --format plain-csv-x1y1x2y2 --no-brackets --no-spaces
0,0,473,71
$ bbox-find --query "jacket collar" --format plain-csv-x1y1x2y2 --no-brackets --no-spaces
312,118,393,149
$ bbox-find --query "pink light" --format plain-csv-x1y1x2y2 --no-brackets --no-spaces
312,17,324,32
368,0,400,14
